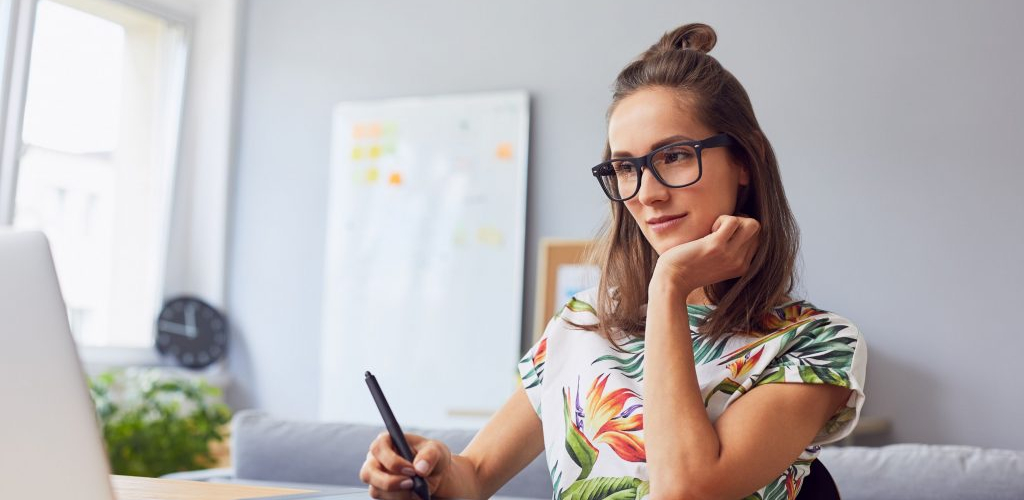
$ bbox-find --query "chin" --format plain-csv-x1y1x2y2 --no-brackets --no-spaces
646,233,695,255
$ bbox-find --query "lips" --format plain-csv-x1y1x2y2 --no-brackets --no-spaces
647,213,687,225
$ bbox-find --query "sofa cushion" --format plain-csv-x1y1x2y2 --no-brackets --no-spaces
230,410,552,499
818,443,1024,500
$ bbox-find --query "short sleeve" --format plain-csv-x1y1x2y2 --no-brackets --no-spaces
517,330,548,417
752,314,868,446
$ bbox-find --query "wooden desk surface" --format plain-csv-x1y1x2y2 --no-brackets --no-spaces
112,475,315,500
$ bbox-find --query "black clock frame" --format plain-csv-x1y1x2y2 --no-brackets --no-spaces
155,295,229,369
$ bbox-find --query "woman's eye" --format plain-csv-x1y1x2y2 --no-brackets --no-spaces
663,151,692,163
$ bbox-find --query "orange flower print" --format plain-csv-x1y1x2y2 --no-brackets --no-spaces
784,468,804,499
763,302,827,332
533,336,547,367
566,374,646,463
726,346,765,379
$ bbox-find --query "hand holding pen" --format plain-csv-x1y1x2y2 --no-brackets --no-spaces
361,371,453,500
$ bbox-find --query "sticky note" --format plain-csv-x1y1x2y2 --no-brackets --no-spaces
496,142,513,160
369,145,381,158
351,147,363,160
477,227,504,246
369,123,382,138
366,167,379,183
388,172,403,185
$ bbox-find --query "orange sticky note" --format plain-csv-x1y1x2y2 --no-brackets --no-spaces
369,123,383,138
388,172,403,185
496,142,513,160
352,124,367,140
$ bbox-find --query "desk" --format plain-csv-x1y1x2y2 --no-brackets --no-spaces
112,475,315,500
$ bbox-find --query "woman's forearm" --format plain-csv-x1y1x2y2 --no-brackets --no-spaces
643,275,723,498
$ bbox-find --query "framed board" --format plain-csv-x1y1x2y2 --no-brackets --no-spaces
532,238,599,343
319,91,529,428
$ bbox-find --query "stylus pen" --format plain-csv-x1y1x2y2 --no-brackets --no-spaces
365,371,431,500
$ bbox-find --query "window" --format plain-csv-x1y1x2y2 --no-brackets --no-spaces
3,0,187,349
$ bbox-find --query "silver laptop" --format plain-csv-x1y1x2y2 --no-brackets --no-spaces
0,230,115,500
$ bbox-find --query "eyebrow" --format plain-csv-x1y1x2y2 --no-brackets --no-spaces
611,135,694,158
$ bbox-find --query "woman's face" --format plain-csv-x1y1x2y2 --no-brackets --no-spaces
607,86,749,255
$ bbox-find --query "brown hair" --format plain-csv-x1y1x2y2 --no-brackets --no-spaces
572,22,800,346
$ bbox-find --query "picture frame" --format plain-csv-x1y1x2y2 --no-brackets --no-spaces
533,238,600,342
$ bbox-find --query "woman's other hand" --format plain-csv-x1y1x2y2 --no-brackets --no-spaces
359,431,452,500
652,214,760,292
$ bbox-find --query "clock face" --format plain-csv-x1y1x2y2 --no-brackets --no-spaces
155,296,228,369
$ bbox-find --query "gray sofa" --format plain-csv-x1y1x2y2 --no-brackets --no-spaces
165,410,1024,500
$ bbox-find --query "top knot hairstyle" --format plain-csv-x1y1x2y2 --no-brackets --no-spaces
652,22,717,54
573,23,801,345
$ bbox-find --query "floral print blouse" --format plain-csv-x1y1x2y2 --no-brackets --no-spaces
516,287,867,500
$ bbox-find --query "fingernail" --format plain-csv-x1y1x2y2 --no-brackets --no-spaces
402,467,416,476
415,460,429,474
400,478,413,489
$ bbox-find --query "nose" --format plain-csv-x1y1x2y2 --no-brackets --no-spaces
635,167,670,206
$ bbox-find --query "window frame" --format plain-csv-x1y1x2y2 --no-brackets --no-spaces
0,0,197,367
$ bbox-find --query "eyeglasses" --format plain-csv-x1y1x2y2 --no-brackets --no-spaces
591,133,737,202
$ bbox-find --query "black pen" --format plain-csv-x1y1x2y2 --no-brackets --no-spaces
365,371,431,500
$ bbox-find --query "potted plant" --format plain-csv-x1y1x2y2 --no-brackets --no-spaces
88,367,232,477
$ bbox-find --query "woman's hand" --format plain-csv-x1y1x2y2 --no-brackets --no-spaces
652,214,760,293
359,431,452,500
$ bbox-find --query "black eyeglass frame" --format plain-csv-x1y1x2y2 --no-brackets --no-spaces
591,133,738,202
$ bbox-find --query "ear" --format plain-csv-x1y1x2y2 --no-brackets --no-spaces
738,164,750,187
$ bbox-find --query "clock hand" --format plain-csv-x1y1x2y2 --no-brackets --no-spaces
185,302,198,338
159,320,190,336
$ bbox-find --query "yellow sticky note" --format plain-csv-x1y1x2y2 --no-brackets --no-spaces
477,227,504,246
496,142,514,160
369,145,382,158
351,146,363,160
366,167,379,183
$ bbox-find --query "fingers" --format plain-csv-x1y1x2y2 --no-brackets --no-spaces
710,215,760,275
411,439,449,477
361,452,415,500
711,215,758,244
370,432,417,476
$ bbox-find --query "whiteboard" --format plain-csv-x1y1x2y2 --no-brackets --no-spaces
319,91,529,429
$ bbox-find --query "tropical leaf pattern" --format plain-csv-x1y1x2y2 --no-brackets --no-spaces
517,290,866,500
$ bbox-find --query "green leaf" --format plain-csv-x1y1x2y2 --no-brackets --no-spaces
753,367,787,386
560,476,643,500
703,377,745,406
565,297,597,315
562,389,598,481
692,333,731,365
636,481,650,500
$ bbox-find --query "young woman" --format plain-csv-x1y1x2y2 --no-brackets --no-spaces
359,22,867,500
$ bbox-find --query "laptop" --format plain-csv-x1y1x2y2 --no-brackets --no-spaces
0,230,116,499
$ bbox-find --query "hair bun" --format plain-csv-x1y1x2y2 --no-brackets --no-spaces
652,23,717,55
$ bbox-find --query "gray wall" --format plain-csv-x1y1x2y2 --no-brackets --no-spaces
227,0,1024,450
